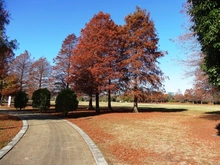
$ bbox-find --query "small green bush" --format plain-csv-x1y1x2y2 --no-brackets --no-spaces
55,89,78,115
32,88,50,112
14,91,29,110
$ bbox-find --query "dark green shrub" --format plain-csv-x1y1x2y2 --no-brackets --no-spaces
55,89,78,115
14,91,29,110
32,88,50,112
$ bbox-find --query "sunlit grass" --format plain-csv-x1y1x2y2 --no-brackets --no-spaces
78,101,220,113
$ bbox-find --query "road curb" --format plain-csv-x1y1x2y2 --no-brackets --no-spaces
64,120,108,165
0,117,28,159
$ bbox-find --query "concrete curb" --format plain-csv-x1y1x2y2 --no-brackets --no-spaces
0,118,28,159
64,120,108,165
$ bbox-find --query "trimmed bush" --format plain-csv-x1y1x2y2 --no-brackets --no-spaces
55,89,78,115
32,88,50,112
14,91,29,110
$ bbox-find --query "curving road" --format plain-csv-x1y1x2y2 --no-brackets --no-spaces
0,112,98,165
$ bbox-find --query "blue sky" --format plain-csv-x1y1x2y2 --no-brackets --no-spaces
6,0,192,93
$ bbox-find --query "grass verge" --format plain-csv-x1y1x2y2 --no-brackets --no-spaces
0,113,22,149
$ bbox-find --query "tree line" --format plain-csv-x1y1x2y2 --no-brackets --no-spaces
1,5,166,113
1,0,219,113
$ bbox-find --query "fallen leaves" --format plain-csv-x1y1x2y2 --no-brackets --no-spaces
68,111,220,164
0,113,22,149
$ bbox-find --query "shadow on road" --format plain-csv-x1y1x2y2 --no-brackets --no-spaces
0,109,61,121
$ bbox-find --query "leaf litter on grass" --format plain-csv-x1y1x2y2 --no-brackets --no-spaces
0,113,22,149
69,110,220,165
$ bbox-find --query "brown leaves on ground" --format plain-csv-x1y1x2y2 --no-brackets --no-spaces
67,110,220,165
0,113,22,149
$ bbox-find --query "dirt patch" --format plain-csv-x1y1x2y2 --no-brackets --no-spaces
67,110,220,165
0,113,22,149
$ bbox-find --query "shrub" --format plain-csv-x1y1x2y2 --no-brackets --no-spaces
55,89,78,115
32,88,50,112
14,91,29,110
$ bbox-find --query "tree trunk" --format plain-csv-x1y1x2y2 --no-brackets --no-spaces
133,95,139,113
0,95,2,106
95,92,100,113
0,80,3,106
108,79,113,111
87,96,94,110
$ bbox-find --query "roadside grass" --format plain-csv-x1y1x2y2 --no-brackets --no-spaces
0,114,22,149
78,101,220,113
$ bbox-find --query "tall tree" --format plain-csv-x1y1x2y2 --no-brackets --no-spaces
176,3,219,104
29,57,51,91
0,0,17,105
0,0,17,48
187,0,220,87
70,11,118,113
121,7,165,112
10,50,32,91
0,46,15,105
53,34,78,92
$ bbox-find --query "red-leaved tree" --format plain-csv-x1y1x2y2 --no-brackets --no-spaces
0,46,15,104
120,7,166,112
70,11,119,113
10,50,32,91
29,57,51,93
53,34,78,92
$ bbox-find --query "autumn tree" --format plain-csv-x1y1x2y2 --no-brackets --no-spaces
187,0,220,87
0,74,19,100
70,65,95,110
29,57,51,92
193,67,212,104
10,50,32,91
0,46,14,104
184,88,194,103
70,12,119,112
150,90,165,103
0,0,17,105
120,7,165,112
53,34,78,92
174,89,184,102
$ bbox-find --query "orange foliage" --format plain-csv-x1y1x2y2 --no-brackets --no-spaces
120,7,166,111
53,34,78,91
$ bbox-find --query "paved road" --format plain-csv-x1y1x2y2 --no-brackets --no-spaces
0,112,99,165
